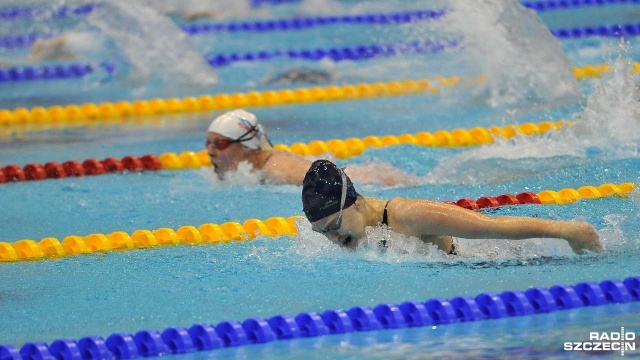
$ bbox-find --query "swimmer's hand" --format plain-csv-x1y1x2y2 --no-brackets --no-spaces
564,223,603,254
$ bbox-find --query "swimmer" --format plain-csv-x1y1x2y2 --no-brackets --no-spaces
206,109,415,186
28,32,113,62
264,67,332,86
144,0,253,22
29,36,78,61
301,159,603,255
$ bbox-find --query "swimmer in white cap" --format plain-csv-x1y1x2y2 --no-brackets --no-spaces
206,109,414,185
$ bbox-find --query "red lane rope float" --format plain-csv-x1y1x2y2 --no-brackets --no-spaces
444,182,635,210
449,193,536,210
0,155,162,184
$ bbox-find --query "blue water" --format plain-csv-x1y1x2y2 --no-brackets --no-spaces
1,0,640,358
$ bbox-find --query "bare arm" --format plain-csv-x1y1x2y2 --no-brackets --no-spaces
392,199,602,254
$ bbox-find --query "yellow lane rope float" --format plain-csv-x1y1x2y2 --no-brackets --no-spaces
0,182,633,263
161,120,572,169
0,62,636,127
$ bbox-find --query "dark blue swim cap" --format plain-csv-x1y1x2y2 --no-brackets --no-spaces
302,159,358,222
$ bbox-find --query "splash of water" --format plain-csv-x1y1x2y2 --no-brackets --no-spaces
426,56,640,185
85,0,217,88
200,161,265,188
443,0,580,106
291,217,445,262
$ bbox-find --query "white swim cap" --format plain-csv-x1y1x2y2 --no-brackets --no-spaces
207,109,269,150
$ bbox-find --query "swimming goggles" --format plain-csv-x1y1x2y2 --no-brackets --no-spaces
206,123,262,151
319,169,347,235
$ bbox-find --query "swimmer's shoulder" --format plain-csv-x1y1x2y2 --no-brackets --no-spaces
269,150,311,166
385,197,442,220
260,150,310,186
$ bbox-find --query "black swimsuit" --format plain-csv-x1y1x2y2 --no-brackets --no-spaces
381,200,458,255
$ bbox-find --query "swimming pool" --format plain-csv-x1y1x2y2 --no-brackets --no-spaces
1,0,639,358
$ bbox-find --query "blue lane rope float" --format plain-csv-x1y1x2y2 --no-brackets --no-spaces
205,39,461,67
181,9,447,35
0,39,459,83
254,0,640,8
0,4,98,21
1,0,636,21
1,22,639,83
552,22,640,38
522,0,640,11
0,277,638,359
0,62,115,83
2,19,638,84
0,9,448,50
4,9,640,50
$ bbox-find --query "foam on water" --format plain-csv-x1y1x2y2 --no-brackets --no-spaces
441,0,580,106
426,56,640,185
84,0,217,90
199,161,265,188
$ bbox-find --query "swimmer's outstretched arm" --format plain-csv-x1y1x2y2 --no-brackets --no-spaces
393,199,602,254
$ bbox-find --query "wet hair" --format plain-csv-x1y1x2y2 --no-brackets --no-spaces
302,159,358,222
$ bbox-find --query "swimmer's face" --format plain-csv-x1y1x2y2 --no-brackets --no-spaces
311,201,365,249
206,132,248,177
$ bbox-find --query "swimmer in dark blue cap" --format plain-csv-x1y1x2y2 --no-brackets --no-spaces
302,159,603,255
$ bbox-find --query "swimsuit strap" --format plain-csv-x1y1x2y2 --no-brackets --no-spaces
262,153,273,166
257,153,274,185
382,200,391,226
449,241,458,256
378,199,392,249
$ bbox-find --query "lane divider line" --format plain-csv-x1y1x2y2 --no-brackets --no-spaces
1,276,638,359
1,62,635,126
0,120,573,185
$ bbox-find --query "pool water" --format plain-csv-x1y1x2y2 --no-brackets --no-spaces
1,0,640,358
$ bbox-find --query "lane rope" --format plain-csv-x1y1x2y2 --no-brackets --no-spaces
0,77,454,125
0,38,460,81
1,0,635,21
0,9,447,49
1,61,636,126
0,276,637,359
0,119,573,185
3,18,637,51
